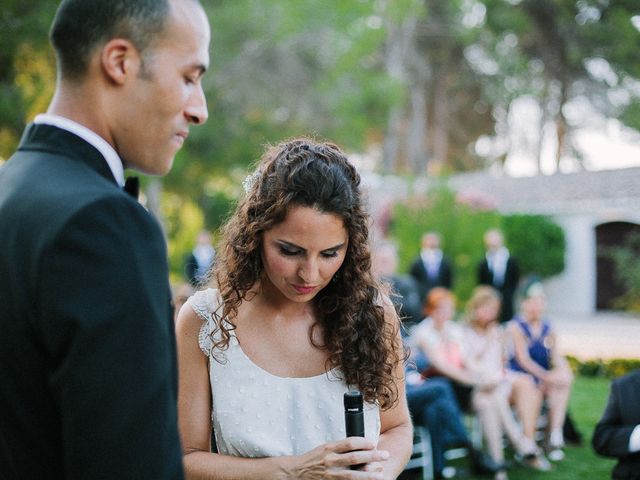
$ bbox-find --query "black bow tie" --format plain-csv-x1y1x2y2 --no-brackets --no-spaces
123,176,139,200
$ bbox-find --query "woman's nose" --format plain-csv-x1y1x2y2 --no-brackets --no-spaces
298,258,319,283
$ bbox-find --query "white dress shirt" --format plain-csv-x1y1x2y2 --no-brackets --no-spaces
34,113,125,186
630,424,640,452
421,248,443,279
487,247,509,287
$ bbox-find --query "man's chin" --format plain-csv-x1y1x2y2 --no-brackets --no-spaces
128,156,175,176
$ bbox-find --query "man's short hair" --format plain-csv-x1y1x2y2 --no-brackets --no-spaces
50,0,171,80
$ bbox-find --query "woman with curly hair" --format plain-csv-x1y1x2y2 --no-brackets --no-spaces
175,138,412,479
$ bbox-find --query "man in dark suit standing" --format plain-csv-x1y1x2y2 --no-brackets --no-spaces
477,228,520,323
409,231,453,305
593,370,640,479
0,1,210,478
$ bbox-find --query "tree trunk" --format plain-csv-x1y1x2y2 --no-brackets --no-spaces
554,82,569,172
382,16,418,172
535,82,551,175
407,80,428,174
382,106,403,172
431,73,449,174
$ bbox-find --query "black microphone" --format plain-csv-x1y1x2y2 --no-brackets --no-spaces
344,391,365,437
344,391,366,470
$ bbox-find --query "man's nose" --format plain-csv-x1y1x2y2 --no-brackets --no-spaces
185,83,208,125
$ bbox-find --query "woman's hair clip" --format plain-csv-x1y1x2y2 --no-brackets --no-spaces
242,169,261,194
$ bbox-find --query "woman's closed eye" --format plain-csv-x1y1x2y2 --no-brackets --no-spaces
279,246,301,256
278,246,339,258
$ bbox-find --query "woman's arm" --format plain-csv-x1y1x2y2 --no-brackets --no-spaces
415,328,475,386
547,331,573,385
176,305,388,480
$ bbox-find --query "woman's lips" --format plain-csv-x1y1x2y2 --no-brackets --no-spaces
292,285,316,294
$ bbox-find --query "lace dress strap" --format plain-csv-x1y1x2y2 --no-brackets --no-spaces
185,288,222,356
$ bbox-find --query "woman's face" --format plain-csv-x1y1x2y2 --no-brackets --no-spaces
522,294,546,321
474,298,500,328
261,205,349,303
430,297,455,327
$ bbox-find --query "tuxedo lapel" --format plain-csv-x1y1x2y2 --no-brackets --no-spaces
18,123,118,186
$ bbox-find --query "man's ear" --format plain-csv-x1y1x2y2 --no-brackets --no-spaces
100,38,140,85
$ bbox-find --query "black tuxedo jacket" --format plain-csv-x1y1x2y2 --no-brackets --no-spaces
408,255,453,304
0,124,184,479
477,256,519,323
593,370,640,479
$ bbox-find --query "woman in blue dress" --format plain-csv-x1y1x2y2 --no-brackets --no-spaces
507,280,573,462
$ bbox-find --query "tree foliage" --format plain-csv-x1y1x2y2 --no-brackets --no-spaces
0,1,636,278
502,213,565,278
0,1,57,159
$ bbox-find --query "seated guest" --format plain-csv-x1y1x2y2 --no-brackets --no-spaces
507,278,573,462
412,288,474,410
464,286,549,477
372,241,427,329
405,346,501,479
412,288,507,478
592,369,640,480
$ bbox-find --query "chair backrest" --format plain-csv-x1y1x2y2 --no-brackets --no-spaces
404,425,434,480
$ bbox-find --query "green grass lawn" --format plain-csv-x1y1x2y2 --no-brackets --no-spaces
401,375,618,479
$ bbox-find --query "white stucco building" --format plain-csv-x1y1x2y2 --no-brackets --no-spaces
448,167,640,314
364,166,640,315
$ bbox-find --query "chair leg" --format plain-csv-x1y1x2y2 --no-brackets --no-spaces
416,426,434,480
403,425,434,480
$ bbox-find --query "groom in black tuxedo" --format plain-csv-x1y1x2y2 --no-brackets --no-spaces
593,370,640,479
0,1,210,478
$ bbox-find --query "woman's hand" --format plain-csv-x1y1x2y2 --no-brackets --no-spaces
544,368,572,388
474,371,501,391
282,437,389,479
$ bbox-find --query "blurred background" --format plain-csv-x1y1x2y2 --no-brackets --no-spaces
2,4,639,477
2,0,639,313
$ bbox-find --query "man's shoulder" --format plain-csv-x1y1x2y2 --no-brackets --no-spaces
5,157,120,214
615,370,640,390
1,151,144,247
409,255,421,264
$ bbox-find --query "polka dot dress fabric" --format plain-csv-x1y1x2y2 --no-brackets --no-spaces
188,289,381,457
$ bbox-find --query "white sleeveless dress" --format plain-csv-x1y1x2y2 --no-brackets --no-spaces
187,288,381,458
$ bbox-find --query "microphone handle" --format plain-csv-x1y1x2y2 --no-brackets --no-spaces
345,410,365,470
345,411,365,437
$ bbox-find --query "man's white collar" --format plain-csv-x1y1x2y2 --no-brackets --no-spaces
34,113,125,186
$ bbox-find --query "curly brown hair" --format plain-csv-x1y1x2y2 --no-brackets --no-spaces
208,137,402,409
